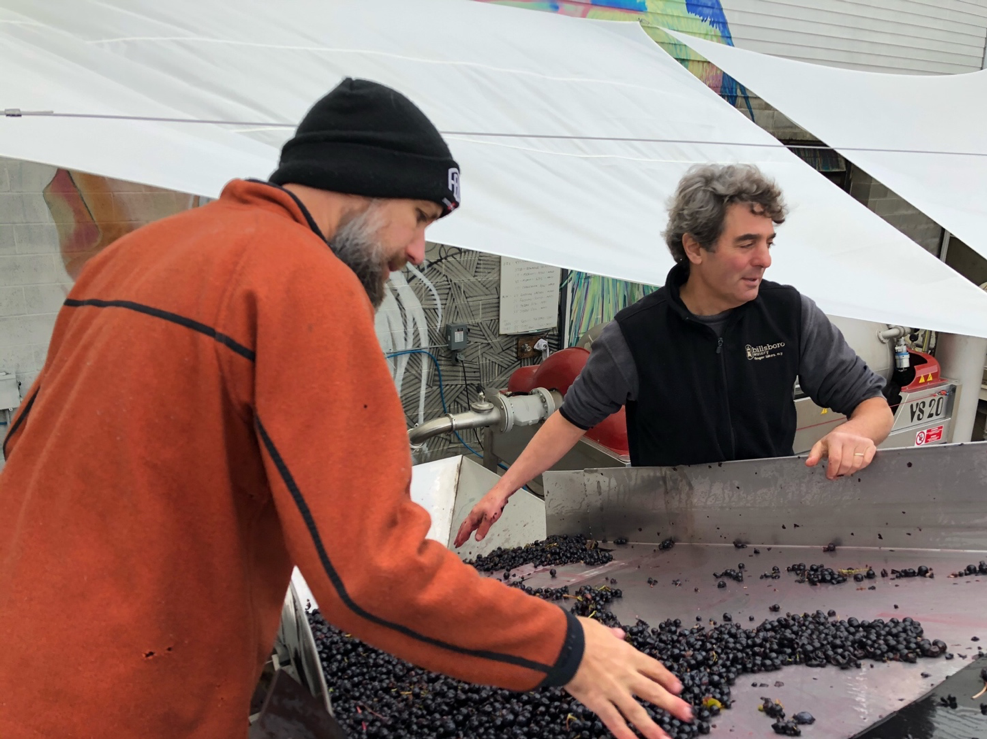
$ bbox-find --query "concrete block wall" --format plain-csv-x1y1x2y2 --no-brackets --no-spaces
848,168,942,255
742,96,816,142
739,98,944,257
0,159,70,398
0,157,197,404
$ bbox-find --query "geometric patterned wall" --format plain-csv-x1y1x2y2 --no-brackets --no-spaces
378,242,560,462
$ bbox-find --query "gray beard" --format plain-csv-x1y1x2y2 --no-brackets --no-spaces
327,202,389,309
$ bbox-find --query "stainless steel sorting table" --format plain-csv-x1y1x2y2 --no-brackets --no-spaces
509,544,987,739
518,442,987,738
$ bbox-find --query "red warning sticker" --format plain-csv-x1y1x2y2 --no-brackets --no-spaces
915,425,944,446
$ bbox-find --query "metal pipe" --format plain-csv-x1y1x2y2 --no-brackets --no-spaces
408,407,502,445
408,388,563,449
877,326,906,343
935,332,987,443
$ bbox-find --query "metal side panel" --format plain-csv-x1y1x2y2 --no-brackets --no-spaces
448,456,546,562
407,454,546,561
408,455,463,544
543,441,987,550
283,580,332,715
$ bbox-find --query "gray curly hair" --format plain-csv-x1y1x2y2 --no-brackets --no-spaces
664,164,787,266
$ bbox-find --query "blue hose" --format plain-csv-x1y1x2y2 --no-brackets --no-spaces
384,349,481,457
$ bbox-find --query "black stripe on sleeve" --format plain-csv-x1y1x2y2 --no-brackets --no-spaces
2,384,39,460
64,299,255,361
254,414,554,675
537,609,585,688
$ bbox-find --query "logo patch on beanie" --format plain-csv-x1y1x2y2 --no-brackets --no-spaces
448,168,461,204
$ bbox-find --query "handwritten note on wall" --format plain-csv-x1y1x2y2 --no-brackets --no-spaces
499,257,561,335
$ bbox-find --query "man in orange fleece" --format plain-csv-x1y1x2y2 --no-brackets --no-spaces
0,79,690,739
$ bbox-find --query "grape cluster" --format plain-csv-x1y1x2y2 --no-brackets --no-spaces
889,566,934,580
507,580,571,601
786,563,848,586
771,719,802,736
568,585,623,628
466,535,613,573
949,561,987,578
757,692,816,734
713,567,744,584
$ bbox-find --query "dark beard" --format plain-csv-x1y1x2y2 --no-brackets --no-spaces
327,203,389,308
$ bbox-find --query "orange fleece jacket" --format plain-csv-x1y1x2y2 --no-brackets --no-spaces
0,180,582,738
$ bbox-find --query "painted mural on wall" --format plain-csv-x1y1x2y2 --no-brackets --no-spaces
42,171,202,280
481,0,753,113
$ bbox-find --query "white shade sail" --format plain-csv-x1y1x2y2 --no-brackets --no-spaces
667,28,987,263
0,11,274,196
3,0,987,336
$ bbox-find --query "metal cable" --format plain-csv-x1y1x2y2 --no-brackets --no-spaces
3,109,985,157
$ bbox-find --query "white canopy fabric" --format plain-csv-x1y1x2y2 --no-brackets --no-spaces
666,28,987,262
0,9,274,196
4,0,987,337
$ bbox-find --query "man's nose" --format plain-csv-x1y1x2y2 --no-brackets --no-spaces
406,232,427,266
754,241,772,269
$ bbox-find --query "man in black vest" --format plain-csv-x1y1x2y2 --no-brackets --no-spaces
456,163,893,548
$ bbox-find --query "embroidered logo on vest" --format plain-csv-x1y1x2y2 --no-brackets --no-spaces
746,341,786,361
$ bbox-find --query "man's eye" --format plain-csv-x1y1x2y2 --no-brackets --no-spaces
416,209,427,224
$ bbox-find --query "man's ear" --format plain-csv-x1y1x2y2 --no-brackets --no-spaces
682,233,703,265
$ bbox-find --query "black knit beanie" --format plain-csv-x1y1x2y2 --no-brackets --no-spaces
270,78,461,216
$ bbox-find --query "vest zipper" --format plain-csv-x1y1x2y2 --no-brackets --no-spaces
716,337,737,457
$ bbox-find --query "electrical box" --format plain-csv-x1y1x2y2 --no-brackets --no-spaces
445,323,469,352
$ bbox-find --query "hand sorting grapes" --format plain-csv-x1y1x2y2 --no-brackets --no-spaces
310,536,961,739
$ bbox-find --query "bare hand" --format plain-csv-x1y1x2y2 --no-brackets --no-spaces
453,489,509,548
565,617,692,739
806,429,877,480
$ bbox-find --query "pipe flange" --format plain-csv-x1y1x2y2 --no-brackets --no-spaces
531,386,558,416
496,393,514,434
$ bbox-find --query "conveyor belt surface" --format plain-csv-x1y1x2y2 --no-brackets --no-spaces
503,543,987,738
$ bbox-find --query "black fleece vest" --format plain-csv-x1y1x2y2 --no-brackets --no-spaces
615,265,802,467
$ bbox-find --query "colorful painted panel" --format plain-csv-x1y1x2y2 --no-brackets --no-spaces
480,0,753,111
